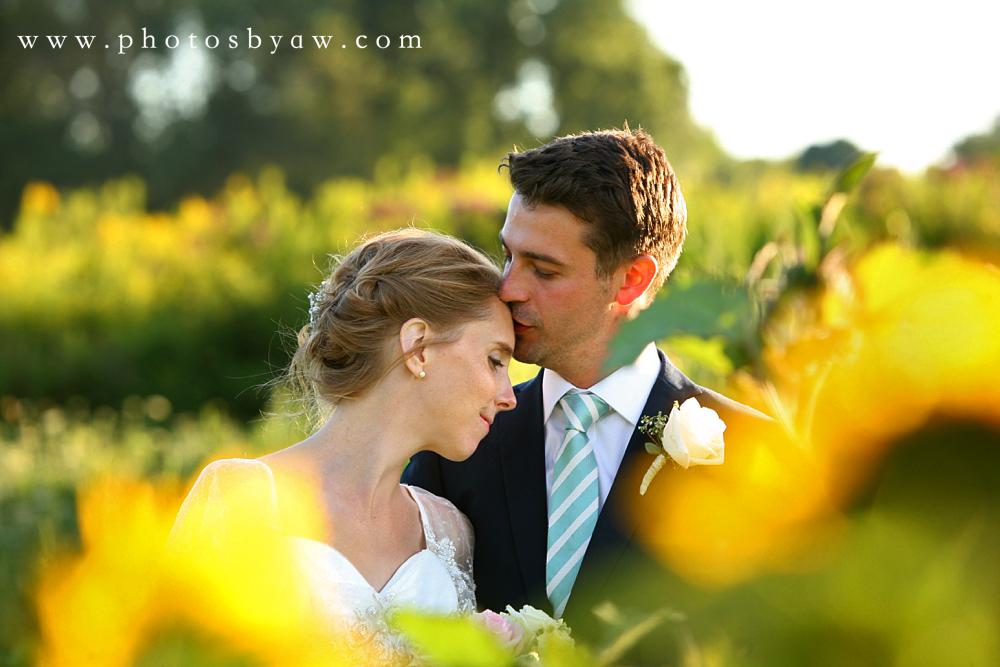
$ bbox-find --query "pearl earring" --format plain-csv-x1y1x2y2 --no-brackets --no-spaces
418,371,426,378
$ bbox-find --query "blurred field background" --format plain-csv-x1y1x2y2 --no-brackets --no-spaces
2,0,1000,665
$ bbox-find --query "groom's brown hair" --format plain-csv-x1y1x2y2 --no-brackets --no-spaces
501,127,687,292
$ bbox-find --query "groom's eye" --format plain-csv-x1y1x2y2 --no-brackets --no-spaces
534,266,554,279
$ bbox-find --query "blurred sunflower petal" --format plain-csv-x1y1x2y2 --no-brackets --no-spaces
633,244,1000,586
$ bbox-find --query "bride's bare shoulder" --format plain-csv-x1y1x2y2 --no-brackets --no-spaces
256,442,318,479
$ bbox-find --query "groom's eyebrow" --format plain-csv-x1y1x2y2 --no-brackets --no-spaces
523,251,566,267
499,232,567,267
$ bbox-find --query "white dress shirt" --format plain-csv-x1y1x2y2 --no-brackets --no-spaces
542,343,661,512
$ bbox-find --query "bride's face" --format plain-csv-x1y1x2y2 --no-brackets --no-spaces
421,297,516,461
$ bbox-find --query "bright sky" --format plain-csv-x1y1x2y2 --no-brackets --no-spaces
628,0,1000,172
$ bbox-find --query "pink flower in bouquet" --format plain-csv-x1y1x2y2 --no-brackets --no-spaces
474,610,528,654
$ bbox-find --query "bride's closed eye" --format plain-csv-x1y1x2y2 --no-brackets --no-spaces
489,356,505,370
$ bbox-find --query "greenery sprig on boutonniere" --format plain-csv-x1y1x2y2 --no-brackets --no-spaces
638,397,726,495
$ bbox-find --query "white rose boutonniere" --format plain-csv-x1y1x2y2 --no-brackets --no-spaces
638,397,726,495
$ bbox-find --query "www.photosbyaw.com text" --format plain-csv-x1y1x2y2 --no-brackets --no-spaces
17,29,422,55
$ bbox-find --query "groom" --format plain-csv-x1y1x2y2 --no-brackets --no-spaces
404,128,768,657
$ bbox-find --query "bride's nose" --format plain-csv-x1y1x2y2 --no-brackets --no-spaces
495,379,516,412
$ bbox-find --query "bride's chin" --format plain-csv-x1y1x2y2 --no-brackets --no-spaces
440,438,480,462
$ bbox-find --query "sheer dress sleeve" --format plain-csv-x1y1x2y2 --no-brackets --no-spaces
405,485,477,613
166,458,281,555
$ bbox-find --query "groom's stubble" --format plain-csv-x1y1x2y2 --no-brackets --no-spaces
505,280,619,385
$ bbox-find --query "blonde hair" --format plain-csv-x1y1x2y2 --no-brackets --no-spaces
287,228,502,414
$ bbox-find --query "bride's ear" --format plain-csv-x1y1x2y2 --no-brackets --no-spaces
399,318,429,379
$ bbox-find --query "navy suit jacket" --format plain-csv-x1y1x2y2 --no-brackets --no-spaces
403,350,770,656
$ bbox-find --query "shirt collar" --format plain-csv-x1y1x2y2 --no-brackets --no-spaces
542,342,661,427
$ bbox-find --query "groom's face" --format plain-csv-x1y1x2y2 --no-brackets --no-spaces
499,193,619,381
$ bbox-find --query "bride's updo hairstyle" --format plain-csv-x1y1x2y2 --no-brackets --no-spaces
288,228,502,412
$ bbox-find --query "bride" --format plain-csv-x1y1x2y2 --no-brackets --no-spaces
168,229,515,661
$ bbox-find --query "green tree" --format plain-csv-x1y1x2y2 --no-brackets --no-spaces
796,138,864,171
951,114,1000,167
0,0,715,228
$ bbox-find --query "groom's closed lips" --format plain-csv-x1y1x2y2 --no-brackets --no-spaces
509,310,535,334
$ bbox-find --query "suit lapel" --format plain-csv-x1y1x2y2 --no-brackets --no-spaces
499,371,550,609
566,350,702,615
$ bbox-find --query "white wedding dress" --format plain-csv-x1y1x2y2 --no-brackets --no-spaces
168,458,476,664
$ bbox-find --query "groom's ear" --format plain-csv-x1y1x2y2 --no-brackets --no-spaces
399,318,429,377
614,255,658,308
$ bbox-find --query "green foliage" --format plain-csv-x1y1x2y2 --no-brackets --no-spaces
831,151,878,195
603,281,754,375
677,163,828,280
134,628,260,667
745,151,878,324
5,148,1000,421
393,612,512,667
0,165,512,420
590,603,684,667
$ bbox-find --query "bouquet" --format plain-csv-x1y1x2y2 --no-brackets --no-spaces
473,605,573,661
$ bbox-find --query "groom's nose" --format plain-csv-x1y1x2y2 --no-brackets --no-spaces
499,264,528,304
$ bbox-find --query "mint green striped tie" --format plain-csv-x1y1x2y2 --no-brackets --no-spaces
546,390,611,618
